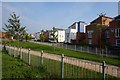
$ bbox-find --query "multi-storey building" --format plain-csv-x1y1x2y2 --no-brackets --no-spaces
109,15,120,47
49,27,65,43
85,15,113,47
65,21,87,44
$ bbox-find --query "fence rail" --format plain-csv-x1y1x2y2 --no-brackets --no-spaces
4,45,120,79
55,44,120,58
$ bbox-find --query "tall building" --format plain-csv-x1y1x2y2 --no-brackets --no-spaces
85,15,113,47
65,21,87,44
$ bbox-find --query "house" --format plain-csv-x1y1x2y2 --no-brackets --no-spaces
34,32,41,41
43,31,49,42
0,32,9,39
85,15,113,47
49,28,65,43
109,15,120,47
65,21,87,44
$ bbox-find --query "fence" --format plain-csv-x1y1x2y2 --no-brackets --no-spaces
55,44,120,58
5,45,120,79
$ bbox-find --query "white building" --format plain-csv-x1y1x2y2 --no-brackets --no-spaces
65,21,87,43
48,28,65,43
34,32,41,41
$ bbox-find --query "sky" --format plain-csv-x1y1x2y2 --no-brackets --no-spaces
1,2,118,34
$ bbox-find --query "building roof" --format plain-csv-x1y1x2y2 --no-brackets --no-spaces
90,15,112,24
53,27,65,31
114,15,120,20
68,21,86,28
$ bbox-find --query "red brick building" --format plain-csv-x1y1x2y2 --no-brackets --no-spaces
0,32,9,39
85,15,113,47
109,15,120,46
76,32,86,45
43,31,49,42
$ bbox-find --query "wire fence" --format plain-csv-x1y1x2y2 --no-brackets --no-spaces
55,43,120,58
4,45,120,79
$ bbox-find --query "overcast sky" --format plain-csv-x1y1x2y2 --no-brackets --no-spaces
2,2,118,34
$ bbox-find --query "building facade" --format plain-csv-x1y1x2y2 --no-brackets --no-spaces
109,15,120,47
0,32,9,39
85,15,113,47
49,28,65,43
65,21,87,44
34,32,41,41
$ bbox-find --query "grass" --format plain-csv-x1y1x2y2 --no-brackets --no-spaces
2,50,51,79
7,41,120,66
2,47,119,79
13,50,118,79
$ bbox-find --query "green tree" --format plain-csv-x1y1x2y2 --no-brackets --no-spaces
50,27,58,42
40,34,45,42
3,12,26,40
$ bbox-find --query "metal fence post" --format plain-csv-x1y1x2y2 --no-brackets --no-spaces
20,47,22,59
28,48,30,65
41,50,43,65
102,61,106,80
96,47,98,54
14,46,15,57
81,46,82,51
117,67,120,78
105,48,107,56
61,54,64,79
75,44,76,50
66,44,67,49
87,46,89,53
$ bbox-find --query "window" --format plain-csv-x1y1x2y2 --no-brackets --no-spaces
105,30,110,38
88,39,92,44
115,28,120,37
87,30,93,38
116,39,120,46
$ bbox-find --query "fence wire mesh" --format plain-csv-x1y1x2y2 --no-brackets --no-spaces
5,45,120,79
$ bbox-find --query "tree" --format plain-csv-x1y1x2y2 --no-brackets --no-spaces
3,12,26,40
50,27,58,42
40,34,45,42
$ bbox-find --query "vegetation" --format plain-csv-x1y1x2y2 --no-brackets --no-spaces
2,51,50,79
2,12,26,40
2,48,118,79
7,41,120,66
50,27,58,42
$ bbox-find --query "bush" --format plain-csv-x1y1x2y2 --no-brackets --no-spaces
2,39,13,45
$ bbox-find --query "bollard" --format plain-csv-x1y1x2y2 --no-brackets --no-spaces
28,48,30,65
20,47,22,59
102,61,106,80
41,50,43,65
61,54,64,79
